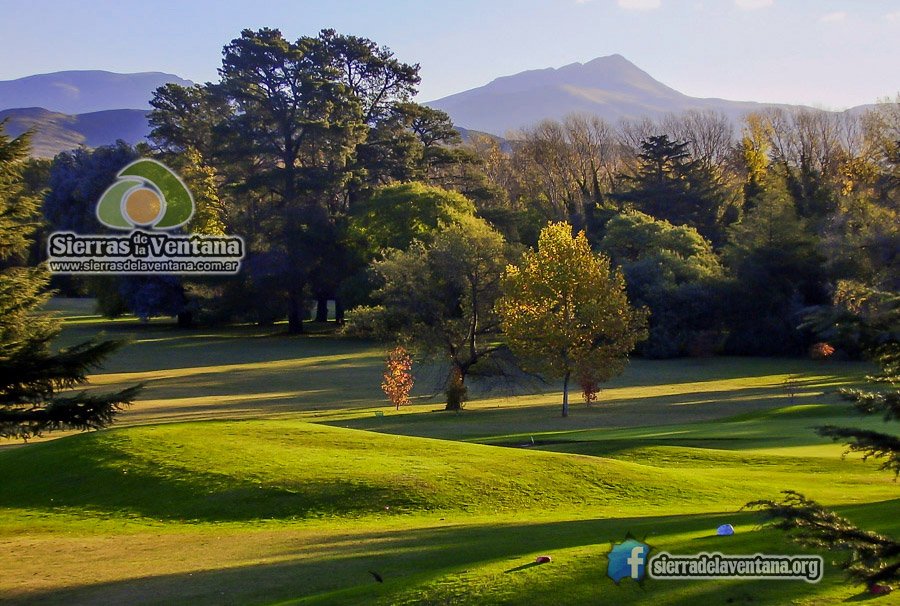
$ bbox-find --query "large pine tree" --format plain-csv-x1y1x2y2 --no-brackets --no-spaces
0,127,140,440
614,135,730,243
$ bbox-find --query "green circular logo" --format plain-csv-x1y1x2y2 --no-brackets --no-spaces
96,159,194,230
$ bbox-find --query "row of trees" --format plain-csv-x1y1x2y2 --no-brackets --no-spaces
468,103,897,357
27,27,899,391
359,217,647,414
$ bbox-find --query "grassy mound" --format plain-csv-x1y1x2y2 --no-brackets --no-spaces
0,420,740,523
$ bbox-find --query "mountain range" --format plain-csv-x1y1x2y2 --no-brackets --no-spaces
0,70,194,158
0,107,151,158
0,70,192,115
0,60,877,157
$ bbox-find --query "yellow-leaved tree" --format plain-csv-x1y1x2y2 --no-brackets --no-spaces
497,222,648,417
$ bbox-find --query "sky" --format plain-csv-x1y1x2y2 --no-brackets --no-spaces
0,0,897,109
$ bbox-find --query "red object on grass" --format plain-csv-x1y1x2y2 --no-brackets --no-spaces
535,556,552,564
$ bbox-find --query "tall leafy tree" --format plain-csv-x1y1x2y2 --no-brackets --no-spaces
600,210,724,357
340,182,476,314
148,28,428,331
497,222,647,417
722,178,827,354
0,128,139,439
149,83,231,157
215,28,367,333
349,182,475,254
358,212,509,410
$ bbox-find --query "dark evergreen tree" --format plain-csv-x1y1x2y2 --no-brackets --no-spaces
0,128,140,439
614,135,731,243
817,325,899,479
748,491,899,589
43,143,192,322
44,141,139,234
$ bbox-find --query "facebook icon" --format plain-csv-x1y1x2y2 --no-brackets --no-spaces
607,538,649,583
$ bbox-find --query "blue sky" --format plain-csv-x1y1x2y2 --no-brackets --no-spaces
1,0,897,108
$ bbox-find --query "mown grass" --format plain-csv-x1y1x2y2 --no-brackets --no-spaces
2,419,897,605
1,300,896,605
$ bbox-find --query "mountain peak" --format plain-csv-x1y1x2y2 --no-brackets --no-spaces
427,54,698,134
580,53,645,74
469,54,667,100
584,53,629,65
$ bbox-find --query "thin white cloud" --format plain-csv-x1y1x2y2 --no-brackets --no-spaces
617,0,662,11
820,11,846,23
734,0,773,10
886,10,900,22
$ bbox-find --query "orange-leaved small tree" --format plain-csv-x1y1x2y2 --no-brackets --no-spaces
578,366,601,407
810,342,835,360
382,346,414,410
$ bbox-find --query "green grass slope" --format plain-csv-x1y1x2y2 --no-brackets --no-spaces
2,418,897,605
1,300,896,605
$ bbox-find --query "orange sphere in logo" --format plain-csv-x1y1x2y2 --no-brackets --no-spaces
123,188,162,225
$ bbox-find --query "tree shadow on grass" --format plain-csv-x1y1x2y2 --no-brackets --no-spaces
0,512,739,605
843,590,885,602
0,432,432,522
7,505,889,606
335,382,856,446
504,561,544,573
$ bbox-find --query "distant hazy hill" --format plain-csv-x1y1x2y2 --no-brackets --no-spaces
0,70,192,114
0,107,150,158
3,106,496,159
0,62,875,158
427,54,821,136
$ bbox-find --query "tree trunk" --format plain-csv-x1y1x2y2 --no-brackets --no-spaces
315,297,329,323
335,298,345,325
562,370,570,418
287,292,304,334
176,310,193,328
445,365,468,411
